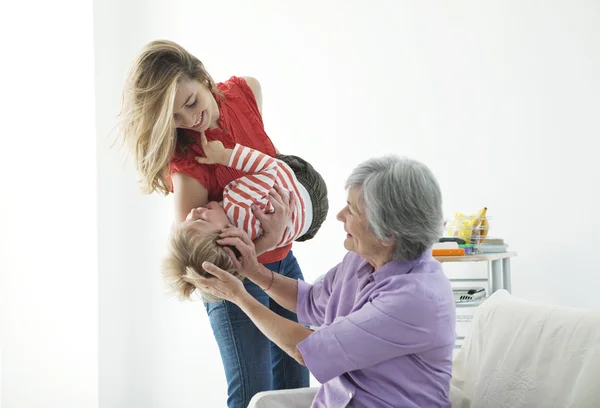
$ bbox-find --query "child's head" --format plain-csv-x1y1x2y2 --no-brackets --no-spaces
184,201,230,232
162,221,242,302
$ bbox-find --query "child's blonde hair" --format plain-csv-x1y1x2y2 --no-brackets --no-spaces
117,39,221,195
162,222,242,302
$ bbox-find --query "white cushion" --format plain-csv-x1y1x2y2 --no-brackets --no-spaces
451,290,600,408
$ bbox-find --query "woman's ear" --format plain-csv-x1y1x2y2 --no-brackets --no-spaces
380,236,395,248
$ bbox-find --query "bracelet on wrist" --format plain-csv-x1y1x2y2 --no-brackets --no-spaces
262,270,275,291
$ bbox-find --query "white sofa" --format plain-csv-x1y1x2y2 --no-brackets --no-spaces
450,290,600,408
250,289,600,408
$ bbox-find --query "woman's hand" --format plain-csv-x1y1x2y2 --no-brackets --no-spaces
255,184,295,249
182,262,246,304
217,227,265,282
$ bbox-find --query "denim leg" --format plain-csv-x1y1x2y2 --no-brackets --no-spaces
267,251,311,390
205,250,310,408
205,277,272,408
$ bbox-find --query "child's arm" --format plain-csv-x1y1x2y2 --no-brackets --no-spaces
194,133,285,242
195,133,277,183
194,133,279,209
195,132,235,166
222,144,281,240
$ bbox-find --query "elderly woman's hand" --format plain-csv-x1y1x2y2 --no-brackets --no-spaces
182,262,246,304
218,226,265,283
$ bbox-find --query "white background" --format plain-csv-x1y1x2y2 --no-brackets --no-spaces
2,0,600,407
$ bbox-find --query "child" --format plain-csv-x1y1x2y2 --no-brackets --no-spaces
162,133,328,302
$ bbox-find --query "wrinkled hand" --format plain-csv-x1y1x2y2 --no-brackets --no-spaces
195,132,228,165
254,184,295,249
182,262,246,304
217,227,264,281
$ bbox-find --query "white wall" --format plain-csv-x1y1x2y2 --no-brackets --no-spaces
94,1,600,407
0,0,98,407
2,0,598,407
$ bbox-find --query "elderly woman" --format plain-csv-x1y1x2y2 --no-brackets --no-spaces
185,156,456,408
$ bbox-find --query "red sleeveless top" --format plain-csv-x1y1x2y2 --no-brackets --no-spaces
169,76,290,264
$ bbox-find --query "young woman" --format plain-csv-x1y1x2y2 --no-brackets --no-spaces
118,39,310,408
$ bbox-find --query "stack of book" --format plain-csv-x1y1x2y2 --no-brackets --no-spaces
432,241,465,256
432,238,509,256
477,238,508,253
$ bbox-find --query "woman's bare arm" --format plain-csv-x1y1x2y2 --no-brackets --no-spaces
185,261,310,365
236,291,311,365
242,76,280,154
171,172,209,222
242,76,263,114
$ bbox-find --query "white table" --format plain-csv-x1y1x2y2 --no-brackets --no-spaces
436,251,517,350
435,251,517,296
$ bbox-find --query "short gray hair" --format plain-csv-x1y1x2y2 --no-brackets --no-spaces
346,156,443,261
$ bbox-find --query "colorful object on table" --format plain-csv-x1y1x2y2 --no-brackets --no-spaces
444,207,489,245
459,244,476,254
432,248,465,256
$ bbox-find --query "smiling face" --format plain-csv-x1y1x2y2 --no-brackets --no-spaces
336,187,393,269
173,78,219,133
184,201,230,235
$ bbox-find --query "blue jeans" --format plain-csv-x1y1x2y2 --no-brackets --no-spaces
204,250,310,408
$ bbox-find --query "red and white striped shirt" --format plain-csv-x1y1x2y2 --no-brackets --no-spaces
223,144,307,248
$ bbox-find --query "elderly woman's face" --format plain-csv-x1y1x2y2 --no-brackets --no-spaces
337,188,389,263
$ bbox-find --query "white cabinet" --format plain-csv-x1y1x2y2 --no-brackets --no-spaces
435,252,517,352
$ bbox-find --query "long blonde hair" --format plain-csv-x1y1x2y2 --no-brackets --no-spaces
162,222,241,302
117,40,221,195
